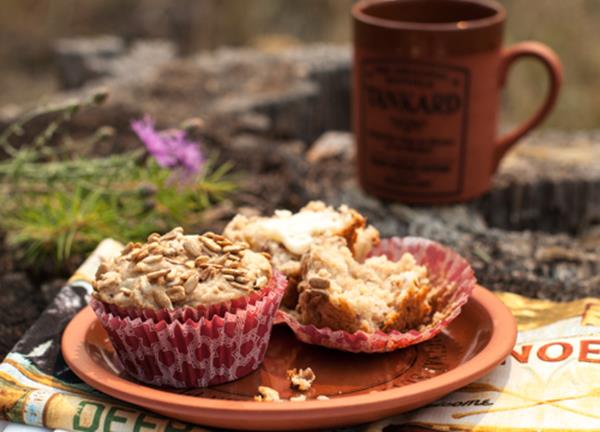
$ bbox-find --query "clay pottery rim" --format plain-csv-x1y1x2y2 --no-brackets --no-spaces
352,0,507,32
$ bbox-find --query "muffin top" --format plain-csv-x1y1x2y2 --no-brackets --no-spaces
224,201,379,259
93,227,272,309
223,201,380,286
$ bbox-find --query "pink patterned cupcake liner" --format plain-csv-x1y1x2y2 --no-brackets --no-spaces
276,237,476,353
91,271,286,388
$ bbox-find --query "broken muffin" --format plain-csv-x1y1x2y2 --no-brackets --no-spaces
291,237,434,334
277,236,476,352
223,201,380,307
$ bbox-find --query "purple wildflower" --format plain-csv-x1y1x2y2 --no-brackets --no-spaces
131,116,204,176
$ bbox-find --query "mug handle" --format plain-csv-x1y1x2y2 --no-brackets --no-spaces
493,41,563,171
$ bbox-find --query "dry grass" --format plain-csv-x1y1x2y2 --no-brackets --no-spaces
0,0,597,129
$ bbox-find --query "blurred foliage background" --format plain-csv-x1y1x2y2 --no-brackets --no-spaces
0,0,596,129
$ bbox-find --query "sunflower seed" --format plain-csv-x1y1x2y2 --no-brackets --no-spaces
235,276,250,284
227,253,241,262
166,278,182,287
166,285,186,302
183,237,203,257
222,268,246,276
147,232,161,243
205,232,226,242
183,273,199,294
152,289,172,308
148,243,162,254
147,268,170,280
123,242,142,254
164,257,182,266
230,281,250,291
224,274,235,281
212,254,228,266
132,248,149,262
198,267,213,281
162,247,178,257
165,268,179,281
223,245,244,254
225,260,241,268
195,256,210,267
217,239,233,248
120,287,132,297
199,236,222,253
134,262,148,273
142,254,162,265
162,227,183,240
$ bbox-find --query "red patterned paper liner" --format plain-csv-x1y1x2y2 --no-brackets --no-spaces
100,281,271,323
91,271,286,388
276,237,476,353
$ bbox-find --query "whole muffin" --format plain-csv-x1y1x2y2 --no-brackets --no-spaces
91,227,286,388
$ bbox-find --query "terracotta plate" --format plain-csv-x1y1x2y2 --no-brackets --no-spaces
62,285,516,431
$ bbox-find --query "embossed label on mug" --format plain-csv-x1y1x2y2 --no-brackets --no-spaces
360,60,470,197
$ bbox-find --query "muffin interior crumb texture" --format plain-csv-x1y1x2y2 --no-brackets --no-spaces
93,227,272,309
287,367,316,391
296,238,436,333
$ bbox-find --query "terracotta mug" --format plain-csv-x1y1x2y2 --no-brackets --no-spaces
352,0,562,204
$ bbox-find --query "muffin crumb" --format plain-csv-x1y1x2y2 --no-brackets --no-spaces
289,394,307,402
287,367,316,391
254,386,281,402
316,395,330,401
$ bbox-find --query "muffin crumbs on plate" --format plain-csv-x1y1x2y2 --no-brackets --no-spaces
287,367,316,391
254,386,281,402
289,394,307,402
